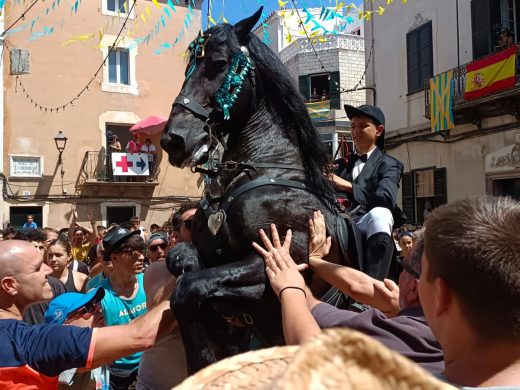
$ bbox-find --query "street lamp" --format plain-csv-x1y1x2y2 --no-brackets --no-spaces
54,131,68,164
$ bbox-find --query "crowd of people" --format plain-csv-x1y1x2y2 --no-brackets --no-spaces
0,103,518,389
0,201,199,389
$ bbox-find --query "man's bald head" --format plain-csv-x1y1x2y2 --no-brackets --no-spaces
0,240,38,279
0,240,53,313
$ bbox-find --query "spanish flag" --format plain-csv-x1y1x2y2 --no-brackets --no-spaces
430,70,454,132
464,46,517,100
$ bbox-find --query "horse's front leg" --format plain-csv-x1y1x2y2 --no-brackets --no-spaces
167,245,266,374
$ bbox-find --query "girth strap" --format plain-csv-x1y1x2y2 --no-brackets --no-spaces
218,178,311,215
214,161,305,172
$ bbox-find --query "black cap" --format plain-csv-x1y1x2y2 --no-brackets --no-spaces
102,227,141,261
344,104,386,150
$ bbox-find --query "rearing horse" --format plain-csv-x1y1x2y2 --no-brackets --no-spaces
161,8,360,374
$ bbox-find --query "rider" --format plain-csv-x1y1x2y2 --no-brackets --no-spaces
330,104,404,280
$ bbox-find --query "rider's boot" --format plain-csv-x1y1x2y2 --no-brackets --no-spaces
364,232,395,280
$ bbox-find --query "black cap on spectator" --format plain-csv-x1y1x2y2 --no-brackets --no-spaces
102,227,140,261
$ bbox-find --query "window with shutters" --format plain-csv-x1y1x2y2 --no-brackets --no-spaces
108,49,130,85
401,167,447,225
10,49,30,75
100,36,138,95
406,21,433,94
298,72,341,109
102,0,134,18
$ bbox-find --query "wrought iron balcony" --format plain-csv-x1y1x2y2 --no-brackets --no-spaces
424,45,520,126
78,151,157,186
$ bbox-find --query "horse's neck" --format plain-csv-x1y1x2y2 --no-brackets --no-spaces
223,101,301,165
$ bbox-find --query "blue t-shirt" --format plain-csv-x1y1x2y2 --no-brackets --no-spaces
22,222,38,229
0,319,93,389
100,273,147,370
86,272,108,292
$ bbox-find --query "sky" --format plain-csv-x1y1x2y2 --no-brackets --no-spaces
200,0,364,29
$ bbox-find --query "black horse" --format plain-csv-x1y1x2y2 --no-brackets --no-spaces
161,8,360,374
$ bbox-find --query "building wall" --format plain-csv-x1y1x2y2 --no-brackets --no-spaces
2,1,202,229
364,0,473,132
364,0,520,211
392,127,520,201
282,34,366,121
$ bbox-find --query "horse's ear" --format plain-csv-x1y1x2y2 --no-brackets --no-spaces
233,7,263,42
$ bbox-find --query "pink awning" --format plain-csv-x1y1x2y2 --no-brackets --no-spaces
129,115,167,136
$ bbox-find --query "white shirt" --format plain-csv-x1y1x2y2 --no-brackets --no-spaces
352,147,377,181
140,144,156,161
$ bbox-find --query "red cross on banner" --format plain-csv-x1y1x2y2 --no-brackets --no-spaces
111,153,149,176
115,156,134,172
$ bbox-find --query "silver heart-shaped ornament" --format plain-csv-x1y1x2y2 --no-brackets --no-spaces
183,98,190,104
208,210,226,236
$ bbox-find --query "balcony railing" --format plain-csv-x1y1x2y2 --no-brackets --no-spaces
80,151,108,182
280,33,365,64
425,45,520,119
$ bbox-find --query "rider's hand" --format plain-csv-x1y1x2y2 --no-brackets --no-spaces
308,210,331,263
252,224,307,299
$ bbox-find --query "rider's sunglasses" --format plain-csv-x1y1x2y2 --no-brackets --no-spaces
66,300,101,322
149,242,168,252
396,257,420,279
182,219,193,230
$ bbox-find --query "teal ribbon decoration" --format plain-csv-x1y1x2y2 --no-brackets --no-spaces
214,51,253,120
185,32,211,79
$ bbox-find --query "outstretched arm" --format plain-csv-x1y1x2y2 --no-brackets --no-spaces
91,300,175,368
308,211,400,317
253,225,320,345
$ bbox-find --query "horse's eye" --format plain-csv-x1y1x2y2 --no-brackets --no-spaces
212,60,228,71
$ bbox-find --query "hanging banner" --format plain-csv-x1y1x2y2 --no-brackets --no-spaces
306,100,330,121
464,46,517,101
111,153,149,176
429,70,454,132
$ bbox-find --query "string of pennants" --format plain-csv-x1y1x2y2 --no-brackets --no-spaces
1,0,84,41
2,0,408,51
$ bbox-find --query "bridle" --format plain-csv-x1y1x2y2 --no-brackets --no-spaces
171,31,255,151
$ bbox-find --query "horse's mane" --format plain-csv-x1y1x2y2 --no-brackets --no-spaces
206,24,337,207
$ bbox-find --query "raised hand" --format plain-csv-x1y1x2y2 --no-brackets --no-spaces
308,210,331,261
252,224,307,299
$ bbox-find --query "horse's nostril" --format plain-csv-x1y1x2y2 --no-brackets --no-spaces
164,132,185,151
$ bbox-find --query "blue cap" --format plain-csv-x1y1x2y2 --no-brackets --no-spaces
44,287,105,324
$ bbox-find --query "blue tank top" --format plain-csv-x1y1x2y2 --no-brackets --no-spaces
100,273,147,370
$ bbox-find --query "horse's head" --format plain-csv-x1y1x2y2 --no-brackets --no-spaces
161,8,263,168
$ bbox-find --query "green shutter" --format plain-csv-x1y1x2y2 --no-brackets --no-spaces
471,0,492,59
433,167,447,208
329,71,340,109
298,75,310,101
406,22,433,94
401,172,415,224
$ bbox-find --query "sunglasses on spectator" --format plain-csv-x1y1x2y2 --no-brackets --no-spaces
66,300,101,322
396,257,420,279
149,242,168,252
182,219,193,230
